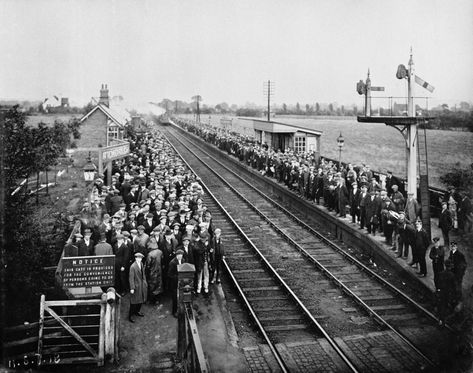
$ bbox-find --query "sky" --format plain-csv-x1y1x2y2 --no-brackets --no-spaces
1,0,472,108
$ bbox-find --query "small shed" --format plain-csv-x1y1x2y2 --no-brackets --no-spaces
249,119,322,154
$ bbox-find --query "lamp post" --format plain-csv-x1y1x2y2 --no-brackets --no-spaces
83,152,97,212
337,132,344,169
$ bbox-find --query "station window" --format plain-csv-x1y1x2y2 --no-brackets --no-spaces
294,136,306,153
108,125,120,140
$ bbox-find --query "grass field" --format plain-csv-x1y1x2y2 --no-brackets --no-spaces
26,113,82,127
181,114,473,190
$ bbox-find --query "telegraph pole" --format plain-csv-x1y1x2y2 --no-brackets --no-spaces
192,95,202,124
263,81,274,121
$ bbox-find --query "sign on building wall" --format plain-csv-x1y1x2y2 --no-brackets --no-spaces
100,142,130,162
61,255,115,288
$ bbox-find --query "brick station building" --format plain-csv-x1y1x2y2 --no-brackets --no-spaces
77,85,130,149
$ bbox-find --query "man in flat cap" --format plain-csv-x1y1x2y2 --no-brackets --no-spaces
429,237,445,290
439,201,453,247
167,249,185,317
128,252,147,323
448,242,467,303
194,232,211,295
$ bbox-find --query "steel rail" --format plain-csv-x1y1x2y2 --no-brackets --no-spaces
175,122,453,331
160,129,288,373
168,126,437,369
162,127,360,373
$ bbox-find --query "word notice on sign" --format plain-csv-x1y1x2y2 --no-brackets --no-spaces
61,255,115,288
101,142,130,162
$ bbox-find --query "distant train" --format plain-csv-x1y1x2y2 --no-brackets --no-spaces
158,115,175,126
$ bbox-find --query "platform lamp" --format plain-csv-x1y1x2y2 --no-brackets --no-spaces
83,152,97,212
337,132,344,169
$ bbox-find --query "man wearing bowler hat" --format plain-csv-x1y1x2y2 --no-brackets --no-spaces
128,252,147,323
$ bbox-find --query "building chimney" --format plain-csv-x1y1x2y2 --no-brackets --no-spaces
99,84,109,107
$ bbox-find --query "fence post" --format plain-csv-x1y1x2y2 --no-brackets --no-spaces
177,263,195,362
98,293,106,366
37,294,45,366
114,294,121,363
104,288,116,362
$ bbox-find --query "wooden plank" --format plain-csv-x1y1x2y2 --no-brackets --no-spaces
264,324,307,331
44,313,101,319
37,295,45,366
45,299,103,307
242,286,281,291
43,333,99,340
44,324,99,331
43,305,98,359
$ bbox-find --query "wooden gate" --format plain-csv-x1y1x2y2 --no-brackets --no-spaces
37,295,105,366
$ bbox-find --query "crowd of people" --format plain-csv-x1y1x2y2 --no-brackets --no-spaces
173,117,471,324
63,129,225,322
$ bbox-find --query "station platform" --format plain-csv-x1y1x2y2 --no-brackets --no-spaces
111,285,247,372
314,202,471,296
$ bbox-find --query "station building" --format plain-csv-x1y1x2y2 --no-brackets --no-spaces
77,85,130,149
245,118,322,154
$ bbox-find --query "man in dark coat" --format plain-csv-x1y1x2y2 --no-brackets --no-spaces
412,220,430,276
437,260,456,326
146,244,164,304
365,191,381,235
82,228,95,256
429,237,445,290
178,235,194,265
448,242,467,302
396,213,415,258
115,233,131,295
336,179,349,218
314,168,324,204
458,193,472,233
358,185,369,230
438,201,453,247
128,252,147,322
168,249,185,317
349,182,361,224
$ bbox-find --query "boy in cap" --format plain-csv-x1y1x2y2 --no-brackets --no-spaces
210,228,225,284
128,252,147,322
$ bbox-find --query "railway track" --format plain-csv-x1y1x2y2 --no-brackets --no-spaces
161,125,455,372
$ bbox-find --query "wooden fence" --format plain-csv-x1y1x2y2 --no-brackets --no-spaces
3,291,120,369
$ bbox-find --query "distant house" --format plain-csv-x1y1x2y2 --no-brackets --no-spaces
77,85,130,149
42,95,61,112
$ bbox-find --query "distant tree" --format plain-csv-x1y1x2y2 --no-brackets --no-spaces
440,164,473,195
282,103,287,113
315,102,320,114
3,106,82,323
305,104,311,114
82,101,95,114
296,102,301,113
328,103,334,114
